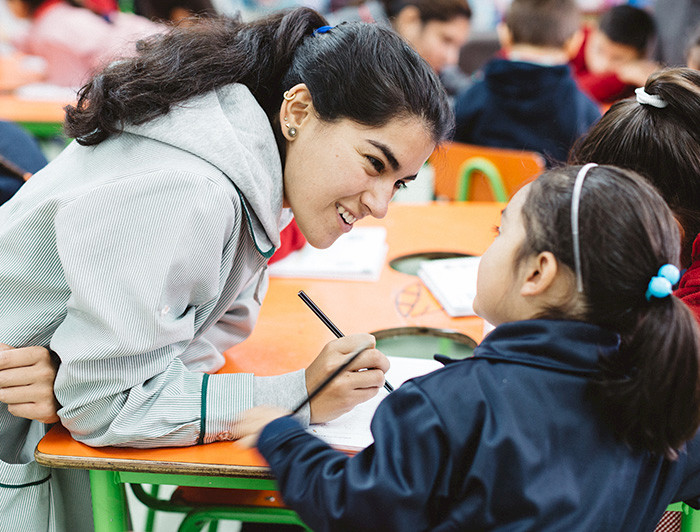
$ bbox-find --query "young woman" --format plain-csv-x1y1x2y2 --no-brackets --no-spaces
239,165,700,531
0,9,452,531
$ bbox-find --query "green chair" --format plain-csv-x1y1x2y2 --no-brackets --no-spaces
456,156,508,203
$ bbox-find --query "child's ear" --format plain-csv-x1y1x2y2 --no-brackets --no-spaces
520,251,559,297
564,29,584,60
496,22,512,50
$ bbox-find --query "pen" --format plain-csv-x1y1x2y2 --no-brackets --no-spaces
298,290,394,392
292,344,369,414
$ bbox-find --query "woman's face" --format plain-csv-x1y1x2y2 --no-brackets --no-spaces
283,113,435,249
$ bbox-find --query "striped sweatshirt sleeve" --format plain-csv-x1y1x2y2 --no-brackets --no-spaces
50,171,254,448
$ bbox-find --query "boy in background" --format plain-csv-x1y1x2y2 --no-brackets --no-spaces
571,4,659,104
453,0,600,165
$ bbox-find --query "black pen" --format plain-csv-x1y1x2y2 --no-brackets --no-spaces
292,344,369,414
298,290,394,392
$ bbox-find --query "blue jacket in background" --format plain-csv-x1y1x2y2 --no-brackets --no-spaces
0,121,47,205
258,319,700,531
453,59,601,165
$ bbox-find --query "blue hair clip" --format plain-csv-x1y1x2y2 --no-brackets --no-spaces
313,25,333,36
645,264,681,301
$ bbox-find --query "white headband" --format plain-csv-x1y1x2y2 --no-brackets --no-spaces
635,87,668,109
571,163,598,293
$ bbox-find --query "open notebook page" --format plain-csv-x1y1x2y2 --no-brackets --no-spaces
307,356,444,451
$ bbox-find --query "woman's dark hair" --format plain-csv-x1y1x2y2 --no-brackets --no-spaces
518,165,700,459
570,68,700,267
64,8,453,150
381,0,472,23
598,5,656,55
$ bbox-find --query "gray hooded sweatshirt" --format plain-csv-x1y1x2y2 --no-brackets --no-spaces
0,84,305,531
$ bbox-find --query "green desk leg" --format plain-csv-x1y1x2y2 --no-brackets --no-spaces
89,470,129,532
682,502,700,532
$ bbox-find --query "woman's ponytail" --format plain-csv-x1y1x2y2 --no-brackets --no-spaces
64,9,326,145
592,297,700,459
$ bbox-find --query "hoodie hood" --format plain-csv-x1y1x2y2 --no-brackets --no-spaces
122,84,288,256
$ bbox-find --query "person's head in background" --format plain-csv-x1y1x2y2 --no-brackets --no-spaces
686,24,700,70
134,0,215,25
474,164,700,458
6,0,51,18
584,5,656,77
380,0,472,73
497,0,582,63
64,11,454,247
569,68,700,268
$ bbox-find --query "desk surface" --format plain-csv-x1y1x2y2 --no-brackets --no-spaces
0,93,70,124
36,202,503,479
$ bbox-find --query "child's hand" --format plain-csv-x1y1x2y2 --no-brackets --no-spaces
617,59,660,85
304,334,390,424
237,405,290,449
0,344,60,424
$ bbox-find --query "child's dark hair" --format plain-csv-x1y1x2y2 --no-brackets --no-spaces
598,5,656,55
518,165,700,459
504,0,580,48
570,68,700,267
64,8,453,150
380,0,472,23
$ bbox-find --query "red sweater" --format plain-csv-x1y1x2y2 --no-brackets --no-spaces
570,26,635,104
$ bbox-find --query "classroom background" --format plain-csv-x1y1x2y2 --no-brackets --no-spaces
2,0,699,530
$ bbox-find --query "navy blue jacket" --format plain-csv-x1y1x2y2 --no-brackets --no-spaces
258,320,700,531
453,59,601,165
0,121,47,205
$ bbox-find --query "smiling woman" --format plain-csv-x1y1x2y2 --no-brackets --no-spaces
0,8,452,532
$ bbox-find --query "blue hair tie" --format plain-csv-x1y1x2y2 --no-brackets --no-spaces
313,25,333,36
645,264,681,301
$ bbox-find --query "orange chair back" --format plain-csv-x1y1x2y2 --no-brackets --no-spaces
430,141,546,201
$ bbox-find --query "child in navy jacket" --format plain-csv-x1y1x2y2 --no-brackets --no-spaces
453,0,600,165
239,164,700,531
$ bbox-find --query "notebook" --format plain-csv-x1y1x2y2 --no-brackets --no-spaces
268,226,388,281
308,355,444,451
417,256,481,317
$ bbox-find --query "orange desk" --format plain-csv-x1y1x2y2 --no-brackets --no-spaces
35,202,503,532
0,93,71,137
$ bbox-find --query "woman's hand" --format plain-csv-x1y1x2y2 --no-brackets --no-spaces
237,405,290,449
304,334,390,424
0,344,60,424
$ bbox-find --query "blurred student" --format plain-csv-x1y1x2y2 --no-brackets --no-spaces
239,164,700,531
7,0,161,88
453,0,600,165
134,0,215,24
571,5,659,104
570,68,700,321
326,0,473,96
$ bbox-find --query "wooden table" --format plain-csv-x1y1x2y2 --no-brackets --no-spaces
35,202,503,532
